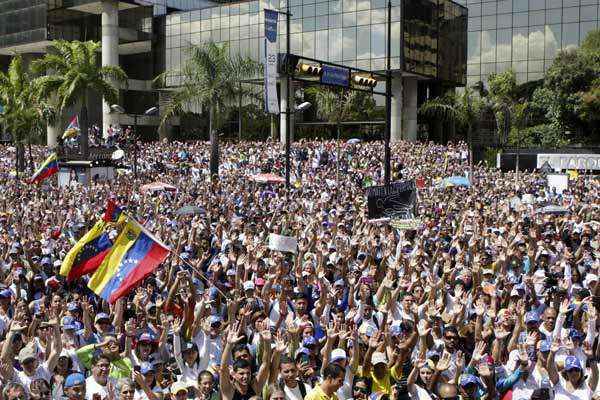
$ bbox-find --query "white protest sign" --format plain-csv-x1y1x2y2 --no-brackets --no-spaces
268,233,298,254
522,194,534,204
390,219,422,230
547,173,569,194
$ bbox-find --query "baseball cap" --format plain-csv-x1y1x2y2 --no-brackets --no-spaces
371,352,387,365
538,340,551,353
330,348,347,362
64,373,85,388
255,277,266,287
569,329,585,341
140,362,155,375
294,347,311,359
138,333,156,343
209,315,222,326
525,311,540,324
243,281,255,291
171,381,188,395
61,316,77,331
564,355,582,371
460,374,480,387
0,288,12,299
18,347,37,363
302,336,317,347
95,313,111,323
67,302,80,312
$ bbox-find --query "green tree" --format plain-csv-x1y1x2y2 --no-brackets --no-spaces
418,88,485,147
487,69,520,144
32,40,127,157
0,55,44,175
581,28,600,53
156,42,260,177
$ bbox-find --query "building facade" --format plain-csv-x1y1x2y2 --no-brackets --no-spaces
454,0,600,86
0,0,468,142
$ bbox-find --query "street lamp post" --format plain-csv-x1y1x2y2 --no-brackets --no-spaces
384,0,392,185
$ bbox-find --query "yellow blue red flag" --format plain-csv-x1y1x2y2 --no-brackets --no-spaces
88,218,170,303
29,153,58,184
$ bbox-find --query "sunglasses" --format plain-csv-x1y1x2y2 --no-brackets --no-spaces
354,387,369,394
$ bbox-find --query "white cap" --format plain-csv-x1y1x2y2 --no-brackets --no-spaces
243,281,255,291
371,351,387,365
330,348,347,362
510,288,520,297
584,274,598,289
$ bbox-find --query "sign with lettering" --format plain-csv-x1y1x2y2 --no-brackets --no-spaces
537,154,600,171
268,233,297,254
366,180,417,220
390,219,422,230
263,9,279,114
321,65,350,87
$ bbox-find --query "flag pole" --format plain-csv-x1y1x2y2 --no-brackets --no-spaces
119,211,230,300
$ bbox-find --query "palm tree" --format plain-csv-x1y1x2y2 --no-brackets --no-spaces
32,40,127,157
419,88,485,170
155,42,261,178
0,55,42,177
305,87,364,183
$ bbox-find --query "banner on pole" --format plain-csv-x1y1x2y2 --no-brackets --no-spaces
264,9,279,114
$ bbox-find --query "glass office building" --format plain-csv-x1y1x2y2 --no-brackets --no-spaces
454,0,600,85
164,0,467,84
1,0,468,142
164,0,467,140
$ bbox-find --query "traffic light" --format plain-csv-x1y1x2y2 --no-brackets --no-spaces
278,53,299,74
352,74,378,87
298,63,323,76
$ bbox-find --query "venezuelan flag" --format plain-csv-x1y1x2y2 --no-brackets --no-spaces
88,219,170,303
103,198,123,222
62,115,80,139
60,220,113,282
29,153,58,184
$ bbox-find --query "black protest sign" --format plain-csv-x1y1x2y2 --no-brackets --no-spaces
366,181,417,220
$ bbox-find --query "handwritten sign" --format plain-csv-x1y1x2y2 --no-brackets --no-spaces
390,219,422,230
366,180,416,220
268,233,298,254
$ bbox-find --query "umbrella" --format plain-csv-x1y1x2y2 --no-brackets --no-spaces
539,205,569,214
347,138,362,144
140,181,177,193
176,205,205,216
441,176,471,188
251,173,286,184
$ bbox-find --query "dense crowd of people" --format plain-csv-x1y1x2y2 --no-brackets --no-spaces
0,139,598,400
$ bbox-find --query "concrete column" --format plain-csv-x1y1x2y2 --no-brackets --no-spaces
101,0,120,138
47,125,59,148
391,76,403,142
403,77,418,141
279,79,288,143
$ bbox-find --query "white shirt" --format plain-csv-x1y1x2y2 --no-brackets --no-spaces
283,382,307,400
194,330,223,371
554,376,592,400
509,366,553,400
85,376,116,400
15,362,52,394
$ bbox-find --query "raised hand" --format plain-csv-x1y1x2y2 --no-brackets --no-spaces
226,324,244,344
417,320,431,338
518,344,529,366
471,341,486,363
435,352,451,372
474,299,485,317
559,298,570,315
274,332,287,353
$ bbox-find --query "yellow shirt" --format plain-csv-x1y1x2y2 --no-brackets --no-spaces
304,385,340,400
361,365,401,395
